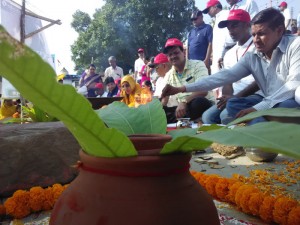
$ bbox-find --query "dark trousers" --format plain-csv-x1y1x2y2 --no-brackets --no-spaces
163,97,212,123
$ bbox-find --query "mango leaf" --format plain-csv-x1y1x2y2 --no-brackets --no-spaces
0,26,136,158
96,99,167,135
228,108,300,125
198,121,300,159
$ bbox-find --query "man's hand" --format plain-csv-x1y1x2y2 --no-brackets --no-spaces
175,102,187,119
236,107,257,118
216,95,232,110
161,84,185,98
218,58,223,69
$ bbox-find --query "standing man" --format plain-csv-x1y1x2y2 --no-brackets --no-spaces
162,8,300,125
187,10,213,71
297,12,300,36
134,48,145,82
278,1,292,33
104,56,124,81
163,38,214,122
202,0,229,74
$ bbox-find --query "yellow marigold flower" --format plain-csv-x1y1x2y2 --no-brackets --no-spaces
273,197,299,225
287,206,300,225
29,186,45,212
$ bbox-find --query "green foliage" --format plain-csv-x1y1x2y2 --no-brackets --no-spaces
22,105,58,122
71,10,92,33
0,26,136,158
71,0,195,72
96,99,167,135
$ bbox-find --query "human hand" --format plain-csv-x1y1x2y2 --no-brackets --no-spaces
236,107,257,118
161,84,185,98
204,59,210,70
216,95,232,109
218,58,224,69
175,102,187,119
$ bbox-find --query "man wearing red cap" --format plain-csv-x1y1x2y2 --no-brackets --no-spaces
95,83,108,97
162,8,300,125
202,9,261,124
134,48,145,82
278,1,292,33
163,38,214,122
203,0,230,75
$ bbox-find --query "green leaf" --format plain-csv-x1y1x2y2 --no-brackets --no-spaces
96,99,167,135
228,108,300,125
0,26,136,158
198,121,300,159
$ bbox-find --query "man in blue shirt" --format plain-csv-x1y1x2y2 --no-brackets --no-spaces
187,10,213,71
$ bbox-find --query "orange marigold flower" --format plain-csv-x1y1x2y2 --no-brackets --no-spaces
42,187,55,211
248,192,265,216
205,174,220,198
0,204,6,215
273,197,299,225
234,185,251,210
287,206,300,225
259,195,277,223
4,190,30,219
215,178,235,201
29,186,45,212
226,181,243,204
52,183,64,202
239,186,259,214
198,173,209,188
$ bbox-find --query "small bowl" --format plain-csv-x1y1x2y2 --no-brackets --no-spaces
244,147,278,162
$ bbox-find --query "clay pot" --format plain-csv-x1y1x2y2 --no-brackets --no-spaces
50,134,220,225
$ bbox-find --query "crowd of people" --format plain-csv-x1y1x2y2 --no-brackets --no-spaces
74,0,300,126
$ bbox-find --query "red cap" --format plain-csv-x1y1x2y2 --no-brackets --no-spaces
202,0,220,14
137,48,144,53
163,38,183,53
278,1,287,7
218,9,251,28
148,53,169,68
95,83,103,89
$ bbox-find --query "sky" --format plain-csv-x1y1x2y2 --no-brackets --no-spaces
14,0,300,74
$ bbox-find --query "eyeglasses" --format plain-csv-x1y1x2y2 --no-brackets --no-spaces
190,17,198,21
122,84,130,88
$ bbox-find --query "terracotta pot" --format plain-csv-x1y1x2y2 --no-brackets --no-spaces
50,134,220,225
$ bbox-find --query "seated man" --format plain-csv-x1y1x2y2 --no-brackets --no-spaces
95,83,108,97
105,77,119,97
162,38,214,122
202,9,261,124
162,8,300,125
149,53,178,123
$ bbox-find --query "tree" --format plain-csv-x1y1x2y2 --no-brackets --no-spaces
71,0,195,74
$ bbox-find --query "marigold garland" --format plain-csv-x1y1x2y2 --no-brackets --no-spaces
0,184,68,219
191,171,300,225
0,166,299,225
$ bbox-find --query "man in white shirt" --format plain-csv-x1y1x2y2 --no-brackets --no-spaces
201,9,261,124
148,53,178,123
162,8,300,125
104,56,123,81
95,83,108,97
134,48,145,82
297,13,300,36
278,1,292,33
203,0,230,74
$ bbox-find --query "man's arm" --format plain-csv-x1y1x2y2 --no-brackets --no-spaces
204,43,212,71
235,81,259,97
